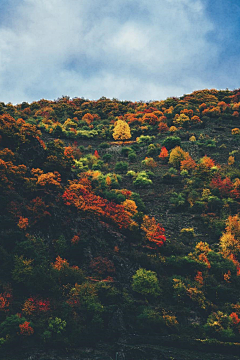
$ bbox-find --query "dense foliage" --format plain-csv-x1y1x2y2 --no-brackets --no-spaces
1,89,240,357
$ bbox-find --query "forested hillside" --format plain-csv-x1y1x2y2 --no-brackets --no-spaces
1,89,240,359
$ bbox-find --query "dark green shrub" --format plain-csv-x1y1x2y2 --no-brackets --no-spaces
115,161,128,173
147,144,157,156
128,151,137,162
162,136,181,150
102,153,112,162
121,147,132,156
99,142,109,149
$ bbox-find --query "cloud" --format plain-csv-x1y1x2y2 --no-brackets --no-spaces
0,0,232,103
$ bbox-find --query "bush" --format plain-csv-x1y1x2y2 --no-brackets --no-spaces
126,170,137,177
102,153,112,162
121,147,132,156
132,268,161,297
147,144,158,156
136,135,155,144
162,136,181,150
99,142,109,149
170,192,185,208
115,161,128,173
133,171,152,188
128,151,137,162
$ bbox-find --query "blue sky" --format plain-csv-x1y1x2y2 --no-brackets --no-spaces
0,0,239,104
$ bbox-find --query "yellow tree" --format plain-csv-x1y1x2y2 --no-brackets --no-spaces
220,215,240,258
113,120,131,141
169,146,189,168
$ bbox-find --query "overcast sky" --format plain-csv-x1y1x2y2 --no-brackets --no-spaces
0,0,239,104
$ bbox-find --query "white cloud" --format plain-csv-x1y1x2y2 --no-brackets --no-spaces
0,0,228,103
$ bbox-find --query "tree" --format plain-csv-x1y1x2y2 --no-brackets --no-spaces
169,146,189,168
132,268,160,297
112,120,131,141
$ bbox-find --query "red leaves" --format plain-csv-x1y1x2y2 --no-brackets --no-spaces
22,297,50,315
90,256,115,276
141,215,166,248
210,175,240,199
230,312,240,325
62,182,131,229
19,321,34,336
0,291,12,312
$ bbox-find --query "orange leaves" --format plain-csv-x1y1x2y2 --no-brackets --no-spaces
71,235,80,245
62,181,132,229
122,199,137,215
158,146,169,159
142,113,159,125
52,256,69,270
232,128,240,135
228,156,235,166
82,113,94,125
37,171,61,188
180,155,197,171
226,215,240,238
228,254,240,276
29,168,62,190
27,197,51,224
141,215,166,248
64,146,74,160
189,241,212,269
22,297,50,315
0,158,27,190
19,321,34,336
0,291,12,312
105,176,111,186
195,271,204,286
104,202,131,229
224,270,231,283
18,216,29,230
220,215,240,265
230,312,240,325
142,157,157,168
200,155,215,169
158,122,169,133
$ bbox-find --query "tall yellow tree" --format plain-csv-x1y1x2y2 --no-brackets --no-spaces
169,146,189,168
113,120,131,141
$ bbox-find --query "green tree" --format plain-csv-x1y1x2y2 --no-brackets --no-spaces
132,268,160,297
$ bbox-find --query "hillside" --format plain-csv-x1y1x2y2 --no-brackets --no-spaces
1,89,240,359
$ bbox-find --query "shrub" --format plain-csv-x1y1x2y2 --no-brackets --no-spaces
147,144,158,156
232,128,240,135
121,147,132,156
136,135,155,144
115,161,128,173
99,142,109,149
126,170,137,178
102,153,112,162
128,151,137,162
133,172,152,188
132,268,161,297
142,157,157,168
162,136,181,150
170,192,185,209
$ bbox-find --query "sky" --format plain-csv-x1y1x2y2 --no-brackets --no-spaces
0,0,239,104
